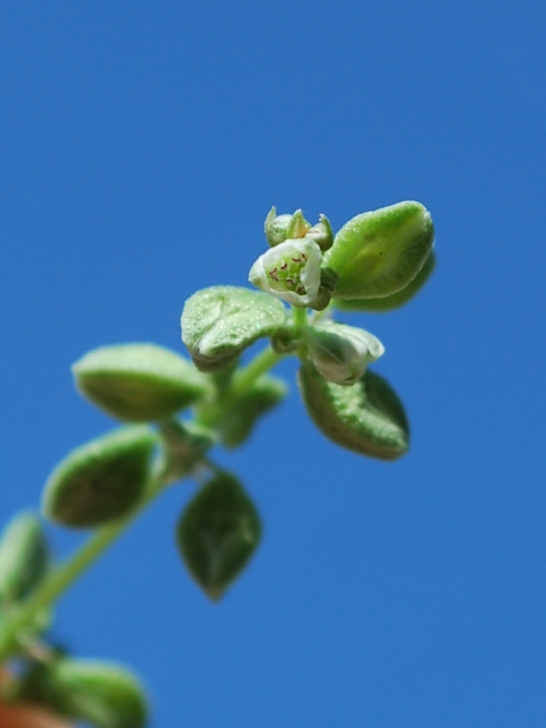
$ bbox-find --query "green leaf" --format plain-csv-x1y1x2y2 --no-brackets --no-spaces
181,286,286,372
322,201,434,299
334,251,436,313
298,363,409,460
41,658,148,728
42,427,157,528
157,419,216,482
0,512,49,605
218,375,287,447
176,472,261,600
72,343,210,422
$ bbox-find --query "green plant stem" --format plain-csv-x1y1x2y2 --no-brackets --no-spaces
228,346,284,401
0,474,167,664
292,306,308,328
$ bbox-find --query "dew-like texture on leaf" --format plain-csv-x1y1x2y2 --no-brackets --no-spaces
45,659,148,728
181,286,286,372
334,251,436,313
72,343,210,422
323,201,434,299
176,472,261,600
298,363,409,460
0,513,49,604
42,427,156,528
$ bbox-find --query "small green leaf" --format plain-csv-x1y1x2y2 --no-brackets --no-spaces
45,659,148,728
181,286,286,372
322,201,434,299
158,419,216,482
219,375,287,447
43,427,157,528
0,512,49,605
298,363,409,460
72,343,210,422
176,472,261,600
334,251,436,312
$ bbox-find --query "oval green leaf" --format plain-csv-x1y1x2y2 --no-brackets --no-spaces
298,363,409,460
0,512,49,604
218,375,287,448
181,286,286,372
176,472,261,600
72,343,210,422
42,427,157,528
334,250,436,313
323,201,434,299
48,659,148,728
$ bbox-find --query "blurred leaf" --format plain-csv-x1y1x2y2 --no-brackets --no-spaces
176,472,261,600
219,375,287,448
181,286,286,372
72,343,210,422
0,512,49,605
298,363,409,460
42,427,157,528
157,419,216,482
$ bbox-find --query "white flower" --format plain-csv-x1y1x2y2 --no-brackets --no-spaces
248,237,322,308
304,321,385,385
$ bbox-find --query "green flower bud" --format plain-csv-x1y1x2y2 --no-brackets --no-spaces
334,251,436,313
303,322,384,385
72,343,211,422
307,214,334,251
43,427,157,528
298,363,409,460
0,512,49,605
182,286,286,372
322,201,434,299
248,237,323,308
176,472,261,600
264,207,311,246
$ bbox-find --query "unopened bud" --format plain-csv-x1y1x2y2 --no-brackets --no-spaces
304,322,384,385
307,214,334,251
264,207,311,247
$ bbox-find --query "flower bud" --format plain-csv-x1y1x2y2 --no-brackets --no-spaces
264,207,311,247
304,322,384,385
307,214,334,251
322,201,434,299
248,237,322,308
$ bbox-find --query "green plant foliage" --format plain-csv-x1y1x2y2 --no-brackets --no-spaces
158,419,216,482
298,363,410,460
333,250,436,312
0,512,49,605
218,375,287,447
181,285,286,372
323,201,434,299
45,658,147,728
42,427,157,528
72,343,210,422
176,472,262,600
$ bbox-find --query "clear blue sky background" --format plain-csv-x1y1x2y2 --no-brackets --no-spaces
1,2,545,727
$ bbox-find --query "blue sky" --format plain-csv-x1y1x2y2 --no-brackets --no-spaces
1,2,545,726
